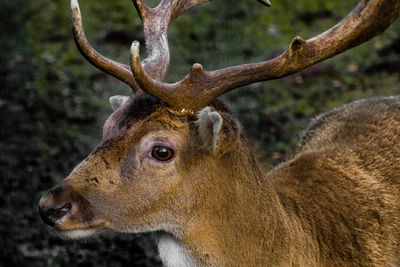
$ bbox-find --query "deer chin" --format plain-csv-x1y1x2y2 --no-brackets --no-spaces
56,222,109,239
54,216,109,239
61,229,99,239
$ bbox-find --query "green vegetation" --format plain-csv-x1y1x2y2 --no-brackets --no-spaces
1,0,399,265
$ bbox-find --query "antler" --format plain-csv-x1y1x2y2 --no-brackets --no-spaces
71,0,208,91
71,0,139,90
130,0,400,113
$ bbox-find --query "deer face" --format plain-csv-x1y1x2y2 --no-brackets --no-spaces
39,93,237,238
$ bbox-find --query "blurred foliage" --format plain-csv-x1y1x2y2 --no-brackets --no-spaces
1,0,399,265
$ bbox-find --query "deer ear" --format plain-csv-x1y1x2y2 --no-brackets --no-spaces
196,107,223,152
109,95,129,111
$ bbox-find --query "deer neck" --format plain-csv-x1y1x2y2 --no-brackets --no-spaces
162,145,312,266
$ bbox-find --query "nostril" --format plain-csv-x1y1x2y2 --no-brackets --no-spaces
39,202,72,226
49,203,72,220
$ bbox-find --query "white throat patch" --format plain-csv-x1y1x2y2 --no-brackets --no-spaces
157,234,197,267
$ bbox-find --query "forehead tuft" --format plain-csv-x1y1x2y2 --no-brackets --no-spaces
113,96,231,131
118,94,163,129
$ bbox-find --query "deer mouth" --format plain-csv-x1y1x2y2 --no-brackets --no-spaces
57,221,109,239
54,207,109,238
54,212,109,239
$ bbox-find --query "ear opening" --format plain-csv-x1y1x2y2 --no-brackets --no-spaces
196,107,223,153
109,95,129,111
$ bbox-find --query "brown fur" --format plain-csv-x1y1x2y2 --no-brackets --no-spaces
40,95,400,266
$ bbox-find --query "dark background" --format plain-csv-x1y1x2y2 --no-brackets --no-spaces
1,0,399,266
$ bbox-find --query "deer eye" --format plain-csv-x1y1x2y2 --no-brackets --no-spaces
151,146,174,161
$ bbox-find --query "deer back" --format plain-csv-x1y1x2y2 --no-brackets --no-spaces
271,96,400,265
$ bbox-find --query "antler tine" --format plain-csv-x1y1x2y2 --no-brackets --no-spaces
131,0,149,21
162,0,210,22
130,0,400,114
256,0,272,8
71,0,140,91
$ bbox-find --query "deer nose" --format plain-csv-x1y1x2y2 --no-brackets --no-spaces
39,186,72,226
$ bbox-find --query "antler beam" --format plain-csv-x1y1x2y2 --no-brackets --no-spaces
130,0,400,113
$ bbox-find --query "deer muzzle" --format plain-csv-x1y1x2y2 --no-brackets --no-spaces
38,184,95,230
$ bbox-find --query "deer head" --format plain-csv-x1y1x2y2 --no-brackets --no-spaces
39,0,400,265
39,92,242,238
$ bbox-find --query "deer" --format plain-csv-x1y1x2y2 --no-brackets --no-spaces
39,0,400,266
